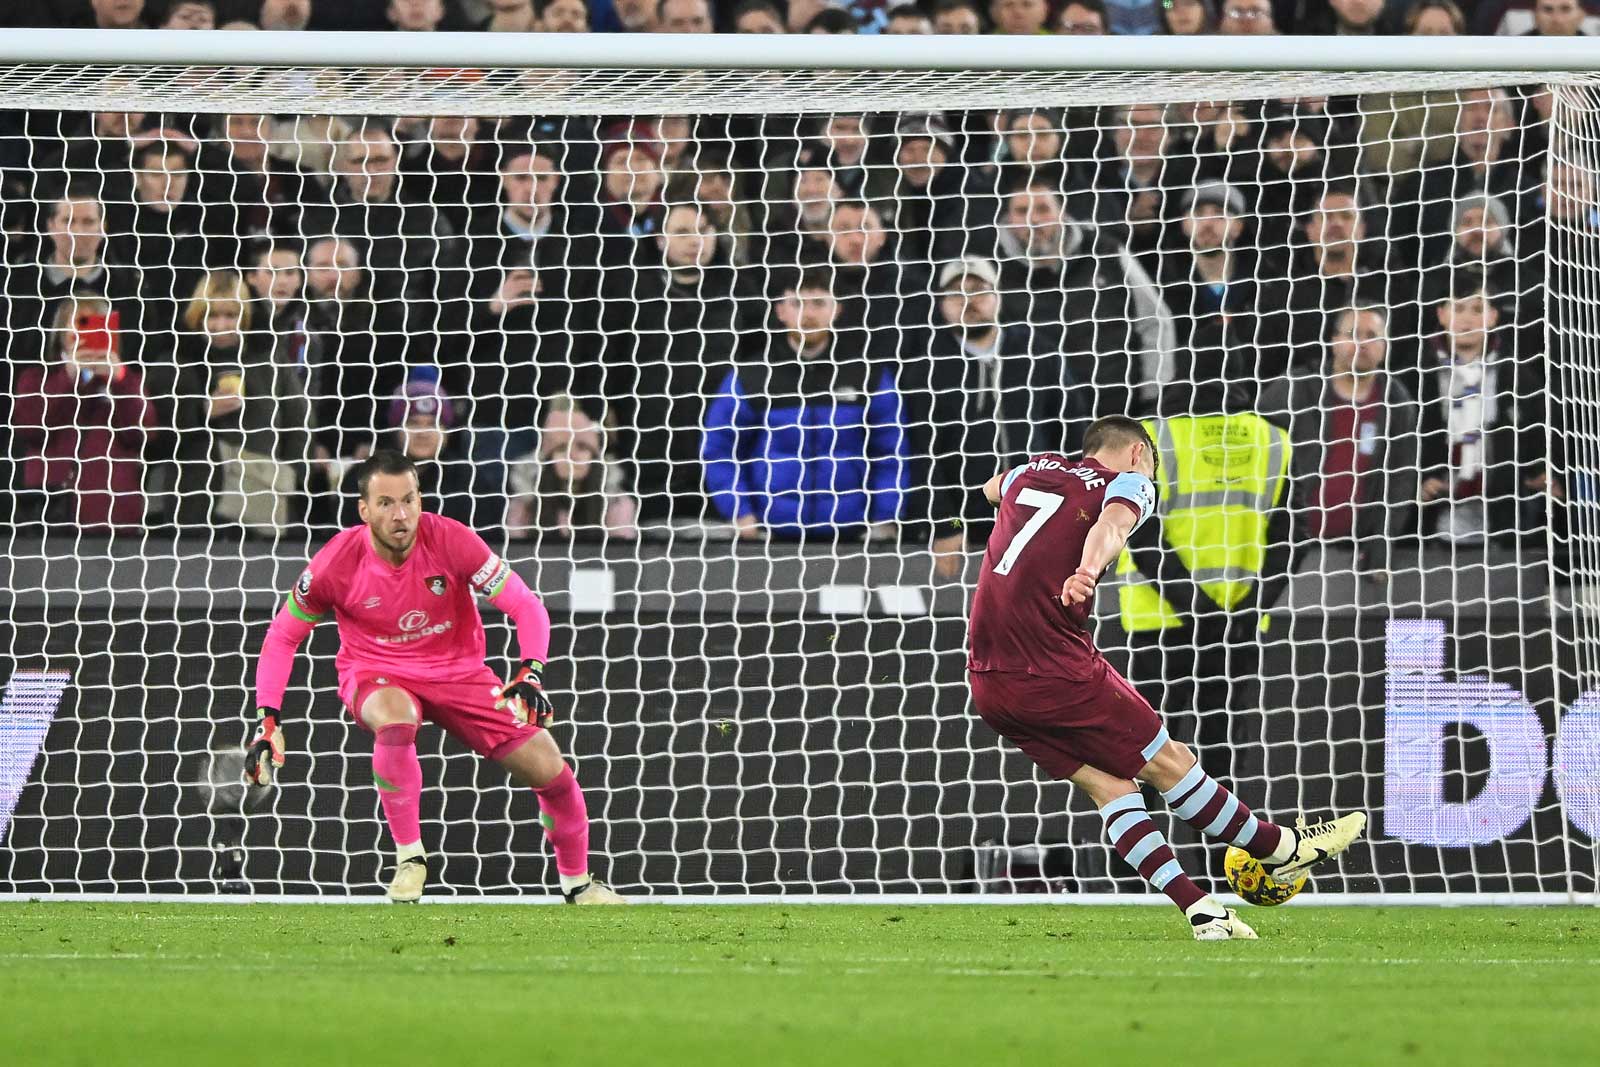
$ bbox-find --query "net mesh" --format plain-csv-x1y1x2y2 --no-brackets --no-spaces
0,59,1596,898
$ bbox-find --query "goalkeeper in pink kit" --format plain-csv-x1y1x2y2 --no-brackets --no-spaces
245,450,624,904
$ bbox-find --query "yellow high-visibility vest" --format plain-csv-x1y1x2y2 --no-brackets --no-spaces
1116,413,1292,632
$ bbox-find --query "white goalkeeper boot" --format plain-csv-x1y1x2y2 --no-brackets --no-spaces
1187,900,1258,942
1265,812,1368,883
562,877,626,905
387,851,427,903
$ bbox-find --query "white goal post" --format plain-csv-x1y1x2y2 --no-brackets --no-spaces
1,30,1598,904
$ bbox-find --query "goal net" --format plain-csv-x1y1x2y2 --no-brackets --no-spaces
2,33,1597,901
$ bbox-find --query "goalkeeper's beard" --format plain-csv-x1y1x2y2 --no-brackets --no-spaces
374,523,416,556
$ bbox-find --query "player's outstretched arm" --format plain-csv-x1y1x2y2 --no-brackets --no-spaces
483,565,557,727
245,597,319,786
1062,504,1140,607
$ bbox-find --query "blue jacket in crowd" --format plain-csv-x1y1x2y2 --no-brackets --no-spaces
701,338,907,536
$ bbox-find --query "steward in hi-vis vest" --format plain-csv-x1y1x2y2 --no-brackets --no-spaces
1115,409,1296,781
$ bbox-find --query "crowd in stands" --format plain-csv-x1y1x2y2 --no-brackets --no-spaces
0,0,1587,581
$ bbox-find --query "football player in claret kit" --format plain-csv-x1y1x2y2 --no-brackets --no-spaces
967,416,1364,940
244,450,624,904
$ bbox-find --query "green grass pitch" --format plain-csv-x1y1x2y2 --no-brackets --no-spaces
2,903,1596,1066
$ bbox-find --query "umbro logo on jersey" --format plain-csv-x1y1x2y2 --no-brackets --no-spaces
427,575,446,596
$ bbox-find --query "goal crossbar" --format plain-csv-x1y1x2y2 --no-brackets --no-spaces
0,31,1598,117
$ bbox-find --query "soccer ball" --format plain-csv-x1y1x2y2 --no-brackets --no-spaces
1224,846,1307,906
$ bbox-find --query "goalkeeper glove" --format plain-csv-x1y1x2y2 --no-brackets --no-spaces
244,709,286,787
494,659,555,728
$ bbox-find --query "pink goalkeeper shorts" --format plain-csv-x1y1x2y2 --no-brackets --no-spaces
339,666,541,761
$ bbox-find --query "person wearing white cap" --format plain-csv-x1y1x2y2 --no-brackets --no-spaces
900,255,1082,579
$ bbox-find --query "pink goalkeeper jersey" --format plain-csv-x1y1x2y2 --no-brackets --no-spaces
286,512,515,683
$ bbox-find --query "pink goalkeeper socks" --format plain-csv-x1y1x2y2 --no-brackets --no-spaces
373,722,423,848
535,766,591,877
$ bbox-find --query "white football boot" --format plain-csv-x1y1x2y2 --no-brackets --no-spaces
1188,901,1259,942
387,855,427,903
563,877,627,905
1266,812,1368,883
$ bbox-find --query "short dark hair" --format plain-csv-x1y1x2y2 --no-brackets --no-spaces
1061,0,1107,17
806,7,858,32
1082,416,1156,469
932,0,982,14
784,266,836,298
357,449,419,500
887,3,929,20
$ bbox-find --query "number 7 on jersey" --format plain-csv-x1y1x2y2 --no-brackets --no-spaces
992,488,1064,576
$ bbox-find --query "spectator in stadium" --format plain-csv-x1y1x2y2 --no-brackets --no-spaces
245,239,306,322
1526,0,1591,35
679,146,763,266
932,0,984,31
1261,304,1419,572
194,112,332,271
161,0,216,28
823,198,934,359
506,394,633,540
1415,274,1535,545
602,202,741,531
462,141,588,429
329,121,465,365
658,0,713,32
109,140,206,342
171,271,313,537
1520,155,1600,268
386,0,447,31
1244,113,1358,255
886,3,934,31
994,178,1171,437
480,0,538,30
1097,103,1197,263
1390,88,1525,266
611,0,658,30
1160,0,1216,32
1159,183,1261,361
785,0,833,30
258,0,312,31
1297,0,1396,34
1419,194,1521,314
901,256,1080,578
966,108,1098,239
537,0,592,31
300,237,390,466
816,113,871,199
732,0,787,31
1055,0,1107,32
3,187,135,369
339,371,486,531
11,295,159,533
1188,101,1260,188
989,0,1048,32
766,143,846,267
877,113,968,262
1254,183,1381,384
702,268,908,541
396,115,493,239
587,121,666,270
1406,0,1466,33
86,0,148,29
1218,0,1277,33
807,7,860,31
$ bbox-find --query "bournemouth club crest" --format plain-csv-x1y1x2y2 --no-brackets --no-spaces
426,575,447,596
